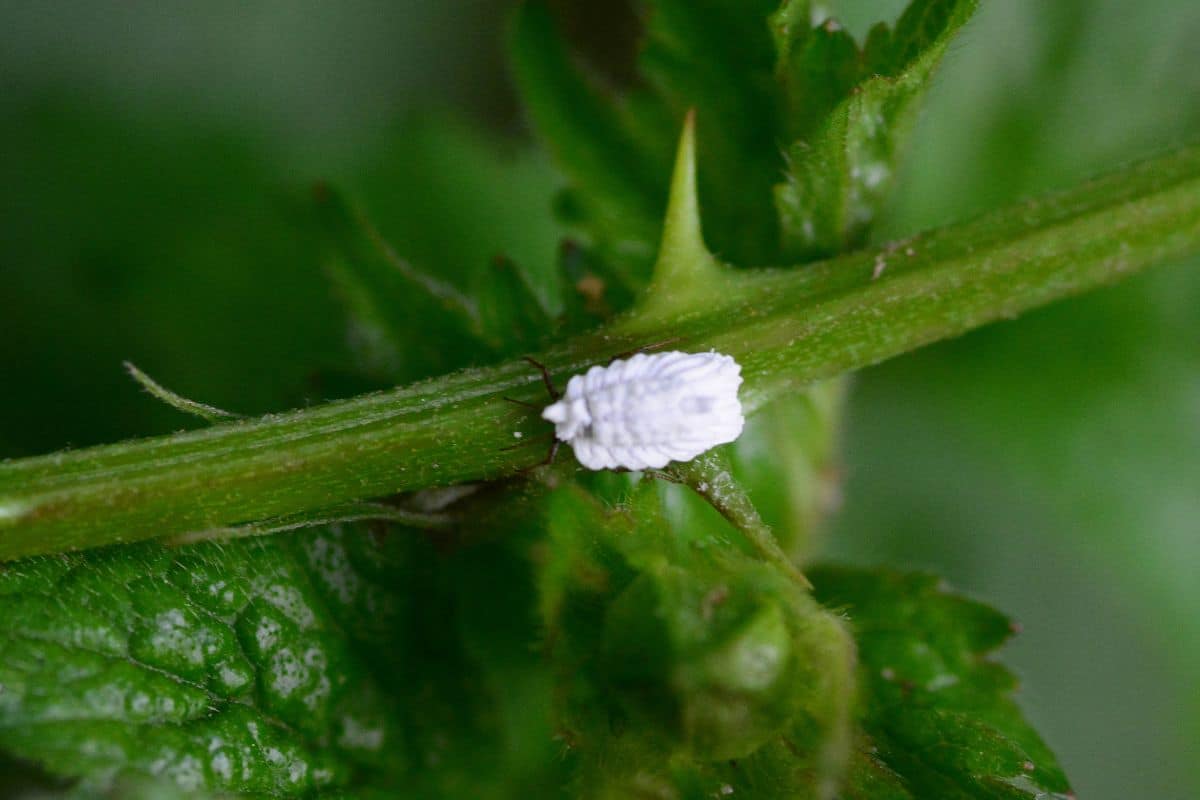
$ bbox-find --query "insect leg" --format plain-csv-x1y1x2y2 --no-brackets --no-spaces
544,438,561,466
507,437,562,477
522,355,561,400
502,396,541,410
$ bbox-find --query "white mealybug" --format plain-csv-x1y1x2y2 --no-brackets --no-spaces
538,350,744,471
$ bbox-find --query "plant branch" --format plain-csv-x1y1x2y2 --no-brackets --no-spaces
2,145,1198,560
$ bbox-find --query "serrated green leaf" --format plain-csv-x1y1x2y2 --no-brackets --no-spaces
775,0,979,260
511,0,786,273
321,186,560,370
772,4,860,141
810,566,1073,799
512,0,979,275
636,0,787,267
1,536,371,794
471,255,556,358
509,1,666,288
0,525,562,797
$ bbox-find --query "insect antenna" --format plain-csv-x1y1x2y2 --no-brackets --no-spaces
607,336,682,364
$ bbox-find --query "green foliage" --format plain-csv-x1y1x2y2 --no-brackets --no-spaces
729,383,848,560
0,525,564,797
774,0,978,258
812,568,1073,799
508,0,976,580
0,99,348,453
0,511,1071,797
314,117,569,385
511,0,974,274
1,0,1195,797
539,483,857,798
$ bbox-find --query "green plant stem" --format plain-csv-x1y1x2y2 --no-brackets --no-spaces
661,452,812,589
2,146,1199,560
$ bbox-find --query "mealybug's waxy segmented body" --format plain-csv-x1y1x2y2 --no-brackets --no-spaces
541,350,744,471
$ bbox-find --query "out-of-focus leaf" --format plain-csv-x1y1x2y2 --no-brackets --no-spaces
540,484,856,798
811,566,1073,799
553,238,635,335
316,116,568,383
315,184,482,382
471,255,555,358
828,3,1200,794
0,98,349,454
351,117,566,310
773,2,859,140
729,380,848,561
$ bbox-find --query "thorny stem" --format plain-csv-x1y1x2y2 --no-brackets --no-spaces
1,145,1199,560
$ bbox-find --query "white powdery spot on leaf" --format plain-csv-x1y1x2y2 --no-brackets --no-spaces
860,161,889,189
304,532,362,608
268,648,308,699
339,715,385,752
216,660,249,690
926,673,961,692
255,583,317,630
148,609,205,666
255,616,282,652
129,692,151,716
301,646,331,711
165,754,204,791
210,751,233,782
82,683,126,718
288,759,309,784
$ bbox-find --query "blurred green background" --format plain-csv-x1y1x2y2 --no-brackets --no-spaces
1,2,1197,798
